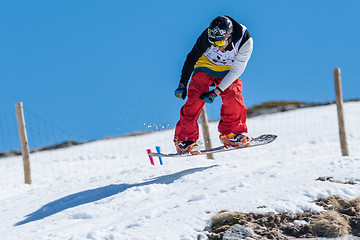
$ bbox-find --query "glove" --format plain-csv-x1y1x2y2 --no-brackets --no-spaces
174,83,187,100
199,90,217,103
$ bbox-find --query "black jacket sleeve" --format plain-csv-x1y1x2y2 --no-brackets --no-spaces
179,29,211,86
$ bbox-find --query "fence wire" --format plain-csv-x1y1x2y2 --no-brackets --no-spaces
0,101,359,186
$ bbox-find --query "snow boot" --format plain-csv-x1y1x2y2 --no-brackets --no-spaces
220,133,253,147
175,141,201,154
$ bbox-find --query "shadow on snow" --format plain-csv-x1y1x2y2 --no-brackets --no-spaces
15,165,217,226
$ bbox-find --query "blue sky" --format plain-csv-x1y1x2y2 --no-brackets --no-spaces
1,0,359,145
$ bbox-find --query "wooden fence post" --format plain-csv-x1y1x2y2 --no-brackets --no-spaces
15,102,32,184
200,106,214,159
333,68,349,156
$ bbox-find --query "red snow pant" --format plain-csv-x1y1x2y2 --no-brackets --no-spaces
174,72,248,142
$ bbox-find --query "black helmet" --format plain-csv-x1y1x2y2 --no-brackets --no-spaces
208,16,233,43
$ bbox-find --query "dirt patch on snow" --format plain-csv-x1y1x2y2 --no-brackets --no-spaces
205,195,360,239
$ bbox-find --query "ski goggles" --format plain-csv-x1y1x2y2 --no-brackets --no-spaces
208,28,227,47
208,38,227,47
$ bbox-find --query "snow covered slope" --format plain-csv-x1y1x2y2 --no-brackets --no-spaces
0,102,359,239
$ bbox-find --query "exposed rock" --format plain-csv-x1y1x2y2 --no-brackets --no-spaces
316,176,356,185
211,211,240,229
222,224,253,240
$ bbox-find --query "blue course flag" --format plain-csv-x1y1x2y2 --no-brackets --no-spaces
155,146,163,165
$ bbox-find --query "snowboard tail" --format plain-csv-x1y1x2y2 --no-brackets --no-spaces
147,134,277,159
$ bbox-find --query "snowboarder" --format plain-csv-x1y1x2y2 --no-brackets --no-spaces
174,16,253,154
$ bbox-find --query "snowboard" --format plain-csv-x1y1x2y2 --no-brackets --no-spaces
147,134,277,159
